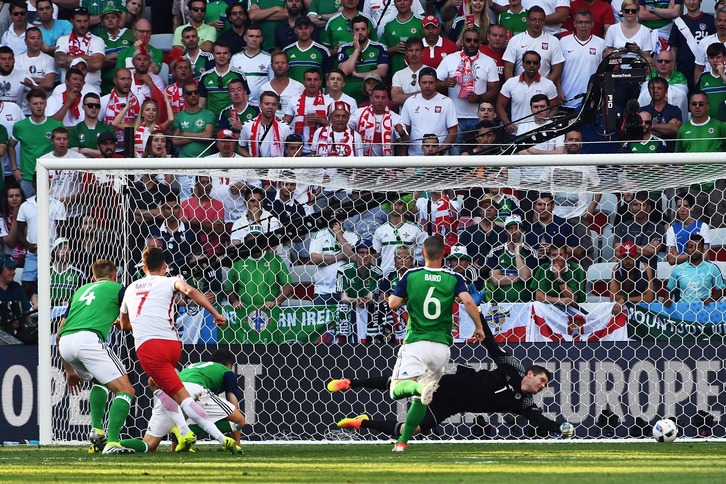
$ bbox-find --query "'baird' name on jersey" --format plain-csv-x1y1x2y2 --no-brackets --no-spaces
425,274,441,282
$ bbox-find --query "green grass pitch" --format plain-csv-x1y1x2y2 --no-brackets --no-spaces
2,442,726,483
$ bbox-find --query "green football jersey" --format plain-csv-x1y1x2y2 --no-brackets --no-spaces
336,261,382,298
249,0,286,52
381,16,424,75
180,361,232,394
69,121,116,151
675,118,726,153
58,280,124,341
12,117,64,181
100,29,135,94
323,12,377,49
50,266,85,307
219,103,260,132
393,267,467,346
199,68,246,118
172,108,217,157
309,0,341,16
224,252,292,319
698,73,726,121
639,1,672,30
498,9,529,38
284,42,331,81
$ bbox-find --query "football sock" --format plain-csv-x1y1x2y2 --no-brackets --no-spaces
391,380,421,399
397,397,426,444
359,419,399,437
351,375,391,390
89,384,109,432
120,438,148,453
180,397,226,444
154,389,191,435
188,420,235,436
107,393,133,443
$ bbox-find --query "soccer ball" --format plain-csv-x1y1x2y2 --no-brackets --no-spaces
652,419,678,443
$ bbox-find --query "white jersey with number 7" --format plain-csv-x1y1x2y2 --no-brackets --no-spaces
121,275,181,349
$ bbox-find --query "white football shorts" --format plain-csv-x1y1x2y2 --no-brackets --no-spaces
147,382,236,437
58,331,127,385
391,340,450,386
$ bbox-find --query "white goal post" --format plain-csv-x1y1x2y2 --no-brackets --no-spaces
36,152,726,445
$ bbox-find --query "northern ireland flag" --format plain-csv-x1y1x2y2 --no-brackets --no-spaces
480,302,531,342
529,302,628,342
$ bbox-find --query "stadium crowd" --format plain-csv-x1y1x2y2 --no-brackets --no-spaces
1,0,726,343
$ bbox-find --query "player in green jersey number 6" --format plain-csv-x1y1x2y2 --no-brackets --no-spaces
57,260,136,455
387,236,485,452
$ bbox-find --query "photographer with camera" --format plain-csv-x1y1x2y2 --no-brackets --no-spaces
0,254,35,344
626,111,667,153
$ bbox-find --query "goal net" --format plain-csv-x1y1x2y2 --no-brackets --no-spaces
36,152,726,444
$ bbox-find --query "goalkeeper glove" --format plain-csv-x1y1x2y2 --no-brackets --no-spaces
468,283,487,305
559,422,575,438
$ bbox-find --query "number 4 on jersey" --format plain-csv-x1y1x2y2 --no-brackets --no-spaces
78,285,97,306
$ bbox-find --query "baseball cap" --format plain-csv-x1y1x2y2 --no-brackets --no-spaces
422,15,440,27
447,245,471,261
418,66,438,80
97,131,118,144
0,254,17,269
363,72,383,84
504,214,523,228
355,238,374,252
480,193,500,208
69,57,87,69
619,241,638,257
100,5,123,17
327,100,351,116
52,237,69,254
217,129,237,140
295,16,313,27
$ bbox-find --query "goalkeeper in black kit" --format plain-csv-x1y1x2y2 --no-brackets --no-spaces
329,321,575,439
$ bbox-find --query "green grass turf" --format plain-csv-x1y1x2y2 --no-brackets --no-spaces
1,442,725,483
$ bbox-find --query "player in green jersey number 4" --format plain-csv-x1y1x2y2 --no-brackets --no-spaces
57,260,136,455
387,236,485,452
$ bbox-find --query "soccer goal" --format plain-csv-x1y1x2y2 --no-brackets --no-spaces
36,152,726,444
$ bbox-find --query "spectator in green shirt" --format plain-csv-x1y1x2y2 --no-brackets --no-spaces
530,244,586,307
485,214,538,303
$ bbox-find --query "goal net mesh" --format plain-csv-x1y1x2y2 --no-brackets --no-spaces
43,156,726,444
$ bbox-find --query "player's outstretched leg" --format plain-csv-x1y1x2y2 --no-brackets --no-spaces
328,375,391,392
337,415,369,430
327,379,351,392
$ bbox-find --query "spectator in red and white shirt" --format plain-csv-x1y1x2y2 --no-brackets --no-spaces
420,15,458,68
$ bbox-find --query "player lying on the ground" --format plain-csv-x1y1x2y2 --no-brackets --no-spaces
119,349,246,453
57,259,136,455
330,318,575,439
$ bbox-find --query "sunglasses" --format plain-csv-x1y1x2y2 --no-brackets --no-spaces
464,37,480,43
690,101,706,106
11,10,27,16
524,60,539,65
623,8,638,14
84,103,101,109
656,59,672,63
191,6,206,12
410,73,417,86
184,90,200,95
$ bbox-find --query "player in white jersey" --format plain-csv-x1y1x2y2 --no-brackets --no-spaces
119,247,242,454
